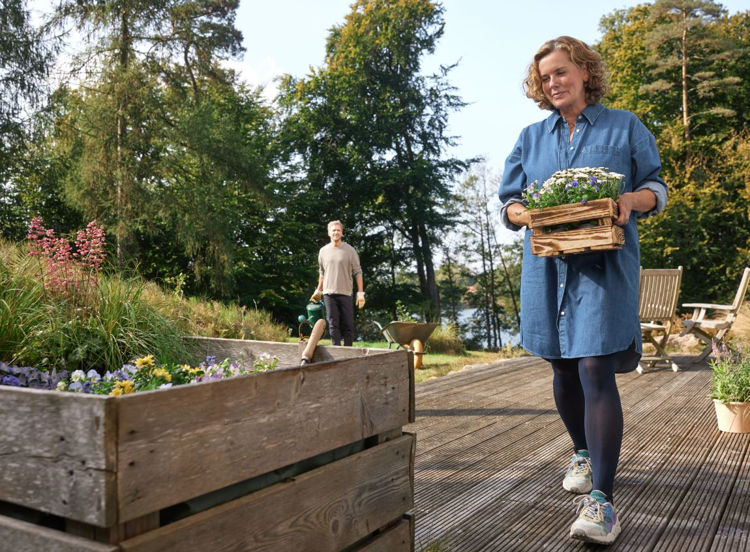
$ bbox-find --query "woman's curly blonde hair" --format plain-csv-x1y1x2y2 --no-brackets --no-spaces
523,36,609,111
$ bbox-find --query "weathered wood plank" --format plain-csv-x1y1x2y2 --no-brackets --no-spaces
530,225,625,257
407,355,744,552
0,514,118,552
711,437,750,552
527,198,618,229
0,387,117,526
120,434,415,552
116,350,411,521
354,517,413,552
187,336,391,368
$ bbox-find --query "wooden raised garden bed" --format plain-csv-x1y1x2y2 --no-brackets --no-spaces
0,338,415,551
528,198,624,257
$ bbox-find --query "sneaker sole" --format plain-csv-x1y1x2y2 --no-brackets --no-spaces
570,520,621,545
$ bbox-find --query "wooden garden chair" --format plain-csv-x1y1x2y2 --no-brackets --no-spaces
679,267,750,362
638,266,683,373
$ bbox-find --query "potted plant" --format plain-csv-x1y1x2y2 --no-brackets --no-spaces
710,342,750,433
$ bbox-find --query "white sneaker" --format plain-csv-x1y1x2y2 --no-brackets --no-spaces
562,450,593,494
570,490,621,544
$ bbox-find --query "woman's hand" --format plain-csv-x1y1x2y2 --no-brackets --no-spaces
508,204,531,227
615,189,657,226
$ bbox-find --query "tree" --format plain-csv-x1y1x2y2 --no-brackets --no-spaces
277,0,470,321
456,168,520,351
597,2,750,303
643,0,738,147
0,0,53,239
47,0,246,267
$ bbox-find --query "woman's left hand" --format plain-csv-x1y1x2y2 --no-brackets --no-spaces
615,189,657,226
614,194,634,226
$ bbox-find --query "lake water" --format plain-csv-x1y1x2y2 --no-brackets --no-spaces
449,308,520,349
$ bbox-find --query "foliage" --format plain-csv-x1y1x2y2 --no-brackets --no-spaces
26,217,106,301
424,324,466,355
277,0,470,321
710,343,750,403
597,3,750,303
0,238,190,372
523,167,624,210
139,280,289,342
454,167,521,350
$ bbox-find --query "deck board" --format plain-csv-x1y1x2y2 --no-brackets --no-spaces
407,356,750,551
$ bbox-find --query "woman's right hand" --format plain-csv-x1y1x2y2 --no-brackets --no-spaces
508,204,531,227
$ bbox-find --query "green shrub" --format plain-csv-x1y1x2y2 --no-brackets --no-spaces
141,282,289,342
425,324,466,355
1,239,190,371
1,238,287,373
711,343,750,403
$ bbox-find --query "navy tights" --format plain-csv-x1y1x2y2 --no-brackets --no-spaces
550,347,638,498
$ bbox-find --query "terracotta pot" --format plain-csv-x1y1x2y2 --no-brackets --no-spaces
713,399,750,433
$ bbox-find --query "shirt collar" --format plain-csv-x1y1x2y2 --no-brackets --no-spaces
545,103,605,133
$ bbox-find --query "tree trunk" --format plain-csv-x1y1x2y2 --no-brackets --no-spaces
418,222,441,321
115,9,130,265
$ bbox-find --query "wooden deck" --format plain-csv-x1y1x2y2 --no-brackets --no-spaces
406,356,750,551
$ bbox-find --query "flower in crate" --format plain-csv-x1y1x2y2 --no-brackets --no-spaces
522,167,624,209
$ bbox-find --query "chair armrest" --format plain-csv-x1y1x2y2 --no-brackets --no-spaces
682,303,734,311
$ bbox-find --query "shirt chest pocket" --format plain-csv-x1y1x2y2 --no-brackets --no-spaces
579,144,625,165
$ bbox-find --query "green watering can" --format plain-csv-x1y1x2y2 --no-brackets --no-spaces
298,301,326,335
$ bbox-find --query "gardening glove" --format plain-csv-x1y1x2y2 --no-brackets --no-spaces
356,291,366,309
310,289,322,302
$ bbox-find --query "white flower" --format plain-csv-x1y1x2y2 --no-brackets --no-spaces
71,370,85,382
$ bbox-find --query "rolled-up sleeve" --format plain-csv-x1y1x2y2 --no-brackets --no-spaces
631,123,668,218
498,133,528,231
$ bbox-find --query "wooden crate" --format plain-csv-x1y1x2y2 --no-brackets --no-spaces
528,198,624,257
0,339,415,551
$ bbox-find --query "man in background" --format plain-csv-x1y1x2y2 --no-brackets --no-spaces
310,220,365,346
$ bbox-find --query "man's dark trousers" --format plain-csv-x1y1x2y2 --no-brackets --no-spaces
323,294,354,346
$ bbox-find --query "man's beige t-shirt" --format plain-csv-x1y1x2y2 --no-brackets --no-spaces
319,242,362,296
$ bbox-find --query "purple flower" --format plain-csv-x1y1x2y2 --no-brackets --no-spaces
1,375,21,387
581,198,588,205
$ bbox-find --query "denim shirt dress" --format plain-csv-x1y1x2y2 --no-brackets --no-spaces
498,104,667,360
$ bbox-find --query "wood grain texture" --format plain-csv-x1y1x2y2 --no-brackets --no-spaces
119,434,415,552
527,197,617,229
354,517,413,552
0,514,118,552
116,350,411,521
530,225,624,257
0,387,117,526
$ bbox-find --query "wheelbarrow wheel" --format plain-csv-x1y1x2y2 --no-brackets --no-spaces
409,338,425,370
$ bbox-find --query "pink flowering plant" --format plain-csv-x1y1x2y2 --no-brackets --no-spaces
27,217,106,304
522,167,624,209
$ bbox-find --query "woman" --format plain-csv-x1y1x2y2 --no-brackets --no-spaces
498,36,667,545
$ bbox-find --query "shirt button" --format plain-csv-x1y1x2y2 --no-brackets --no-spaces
559,283,564,288
570,146,574,150
576,129,580,132
560,310,566,316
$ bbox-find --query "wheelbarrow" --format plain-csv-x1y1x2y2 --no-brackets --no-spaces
371,321,439,370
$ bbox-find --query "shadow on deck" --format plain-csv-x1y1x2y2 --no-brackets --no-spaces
406,356,750,551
